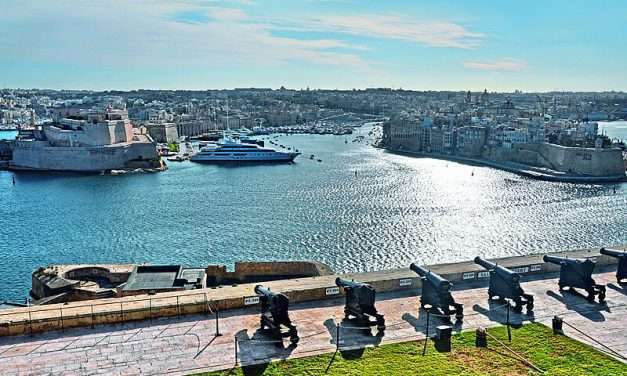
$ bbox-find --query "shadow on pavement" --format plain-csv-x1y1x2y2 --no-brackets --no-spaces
546,290,607,322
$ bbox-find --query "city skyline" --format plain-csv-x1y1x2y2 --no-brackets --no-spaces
1,0,626,92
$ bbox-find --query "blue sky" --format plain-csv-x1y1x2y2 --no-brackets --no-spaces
1,0,625,91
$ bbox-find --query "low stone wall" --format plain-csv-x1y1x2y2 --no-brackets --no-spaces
2,245,624,337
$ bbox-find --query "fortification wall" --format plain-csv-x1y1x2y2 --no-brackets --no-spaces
3,245,624,337
506,143,625,177
10,141,158,171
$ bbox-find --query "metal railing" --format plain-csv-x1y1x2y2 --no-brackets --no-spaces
0,290,218,335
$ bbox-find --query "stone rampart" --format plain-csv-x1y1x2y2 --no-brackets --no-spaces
2,245,624,337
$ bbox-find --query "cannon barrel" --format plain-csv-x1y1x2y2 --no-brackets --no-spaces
254,284,275,297
600,248,627,258
410,263,451,290
335,277,362,289
543,255,568,264
474,256,496,270
409,263,429,276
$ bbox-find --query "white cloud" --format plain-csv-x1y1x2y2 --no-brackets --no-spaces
274,14,483,49
463,58,527,71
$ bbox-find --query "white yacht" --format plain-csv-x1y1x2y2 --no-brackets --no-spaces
191,139,299,163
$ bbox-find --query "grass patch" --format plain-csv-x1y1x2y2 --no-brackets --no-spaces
201,323,626,375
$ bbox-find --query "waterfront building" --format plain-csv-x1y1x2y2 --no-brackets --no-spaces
146,122,179,143
457,126,487,157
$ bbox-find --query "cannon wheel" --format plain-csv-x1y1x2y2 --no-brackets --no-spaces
598,287,606,303
513,298,523,313
344,307,351,320
488,290,495,300
585,288,596,302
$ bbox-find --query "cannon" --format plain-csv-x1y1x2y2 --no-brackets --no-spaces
335,277,385,331
254,285,299,344
410,263,463,321
474,257,534,313
543,255,606,303
600,247,627,284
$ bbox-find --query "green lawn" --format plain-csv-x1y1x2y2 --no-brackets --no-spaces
202,323,626,376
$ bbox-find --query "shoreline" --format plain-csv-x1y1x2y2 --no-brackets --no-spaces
385,148,627,184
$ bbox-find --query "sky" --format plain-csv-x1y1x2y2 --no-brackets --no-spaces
1,0,626,92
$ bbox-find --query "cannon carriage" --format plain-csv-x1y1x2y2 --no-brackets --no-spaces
254,285,299,344
474,257,534,313
543,255,606,303
335,277,385,331
409,263,463,321
600,247,627,284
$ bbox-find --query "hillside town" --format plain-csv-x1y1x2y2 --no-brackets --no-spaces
1,88,626,179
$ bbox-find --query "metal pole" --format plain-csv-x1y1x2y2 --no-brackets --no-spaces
177,296,181,319
215,304,222,337
336,323,340,351
120,302,124,324
149,298,152,324
60,307,64,332
91,305,94,329
507,304,511,342
422,310,430,356
234,337,238,365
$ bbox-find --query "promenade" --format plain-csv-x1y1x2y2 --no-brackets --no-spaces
0,271,625,375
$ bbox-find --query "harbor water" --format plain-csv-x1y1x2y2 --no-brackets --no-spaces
0,125,626,302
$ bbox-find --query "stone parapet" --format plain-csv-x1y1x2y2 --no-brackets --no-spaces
1,245,624,337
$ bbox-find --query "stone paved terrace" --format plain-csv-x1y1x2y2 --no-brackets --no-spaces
0,271,626,375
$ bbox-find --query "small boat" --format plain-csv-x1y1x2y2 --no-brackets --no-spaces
310,154,315,160
168,155,186,162
317,159,322,163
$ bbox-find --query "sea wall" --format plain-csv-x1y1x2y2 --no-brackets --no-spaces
2,245,624,337
504,143,625,177
10,140,158,172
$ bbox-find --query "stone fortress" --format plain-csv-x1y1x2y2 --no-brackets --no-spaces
8,108,162,172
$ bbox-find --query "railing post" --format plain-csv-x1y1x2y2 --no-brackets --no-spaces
91,305,95,329
215,303,222,337
60,307,64,332
422,310,430,356
149,298,152,325
506,304,511,342
336,323,340,351
120,302,124,324
234,337,238,365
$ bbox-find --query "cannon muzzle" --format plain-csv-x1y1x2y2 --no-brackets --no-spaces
543,255,568,265
254,284,274,297
601,247,627,258
410,263,451,290
410,263,428,276
335,277,362,289
474,256,496,270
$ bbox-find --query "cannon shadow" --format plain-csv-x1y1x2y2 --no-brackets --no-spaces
607,283,627,296
471,300,527,328
545,290,607,322
234,328,297,369
323,317,382,359
402,307,462,334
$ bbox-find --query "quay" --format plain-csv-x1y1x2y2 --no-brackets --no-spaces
0,245,626,375
387,149,627,183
